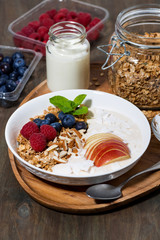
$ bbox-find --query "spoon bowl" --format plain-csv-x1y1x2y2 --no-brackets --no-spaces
86,161,160,201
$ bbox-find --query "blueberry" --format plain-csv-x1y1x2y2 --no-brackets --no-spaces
9,71,19,80
33,118,42,127
18,66,27,76
50,122,62,132
40,119,50,126
12,52,24,60
61,114,76,128
2,56,12,65
58,111,66,120
0,85,7,93
45,113,57,123
0,77,7,86
0,62,12,74
0,74,9,81
75,121,88,130
13,58,26,69
0,53,4,62
6,80,17,92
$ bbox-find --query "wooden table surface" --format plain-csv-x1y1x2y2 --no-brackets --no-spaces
1,0,160,239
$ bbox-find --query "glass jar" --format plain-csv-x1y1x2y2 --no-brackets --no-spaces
99,4,160,110
46,21,90,92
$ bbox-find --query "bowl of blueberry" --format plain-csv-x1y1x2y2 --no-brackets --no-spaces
0,45,42,107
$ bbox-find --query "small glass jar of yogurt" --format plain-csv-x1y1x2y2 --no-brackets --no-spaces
46,21,90,91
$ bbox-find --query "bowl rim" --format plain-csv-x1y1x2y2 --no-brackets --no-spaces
5,89,151,180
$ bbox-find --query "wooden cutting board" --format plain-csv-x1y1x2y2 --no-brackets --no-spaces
9,63,160,214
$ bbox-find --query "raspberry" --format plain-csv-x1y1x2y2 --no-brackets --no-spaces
46,9,57,18
37,26,48,39
40,124,57,141
43,33,49,42
54,12,67,23
29,32,41,41
20,121,39,140
86,27,99,41
14,32,26,47
59,8,69,15
78,12,91,27
30,133,47,152
89,17,104,30
21,25,35,36
34,45,46,56
41,18,54,29
28,21,40,31
39,13,50,24
67,11,78,21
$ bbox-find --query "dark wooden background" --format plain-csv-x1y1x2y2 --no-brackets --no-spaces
1,0,160,239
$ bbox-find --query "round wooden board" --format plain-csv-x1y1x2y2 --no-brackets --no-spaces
9,64,160,214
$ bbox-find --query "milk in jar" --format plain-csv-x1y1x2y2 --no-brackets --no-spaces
46,21,90,91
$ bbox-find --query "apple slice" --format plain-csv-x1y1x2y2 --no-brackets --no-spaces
84,133,130,167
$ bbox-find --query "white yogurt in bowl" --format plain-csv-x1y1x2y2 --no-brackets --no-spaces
5,90,151,185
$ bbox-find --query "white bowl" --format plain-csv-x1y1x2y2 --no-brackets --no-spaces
5,89,151,185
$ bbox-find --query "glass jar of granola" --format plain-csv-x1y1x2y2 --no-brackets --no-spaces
99,4,160,109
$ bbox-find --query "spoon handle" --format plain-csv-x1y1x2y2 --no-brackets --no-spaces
119,161,160,189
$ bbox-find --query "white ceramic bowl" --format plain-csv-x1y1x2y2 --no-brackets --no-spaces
5,89,151,185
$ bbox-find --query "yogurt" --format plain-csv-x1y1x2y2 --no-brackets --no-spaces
46,22,90,91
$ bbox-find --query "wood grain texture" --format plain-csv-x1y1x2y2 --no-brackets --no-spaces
1,0,160,240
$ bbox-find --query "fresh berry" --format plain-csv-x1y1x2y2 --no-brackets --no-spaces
46,9,57,18
75,121,88,130
67,11,78,21
9,71,19,81
45,113,56,123
50,122,62,132
30,133,47,152
20,121,40,140
54,12,67,23
59,8,69,15
13,58,26,69
40,124,57,141
18,66,28,76
0,76,7,86
58,111,66,120
40,119,50,126
37,26,48,39
78,12,91,27
33,118,42,127
6,80,17,92
43,33,49,42
12,52,24,60
0,63,12,74
29,32,41,41
0,74,9,81
89,17,103,30
28,21,40,31
87,28,99,41
0,85,7,93
41,18,54,29
2,56,12,65
39,13,50,24
21,25,35,36
61,114,76,128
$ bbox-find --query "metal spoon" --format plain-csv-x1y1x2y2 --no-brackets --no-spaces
86,161,160,201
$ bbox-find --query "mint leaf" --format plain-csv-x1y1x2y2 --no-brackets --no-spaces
72,106,88,115
49,96,73,113
73,94,87,108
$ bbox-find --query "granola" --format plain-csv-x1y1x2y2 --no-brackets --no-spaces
108,32,160,109
17,106,87,172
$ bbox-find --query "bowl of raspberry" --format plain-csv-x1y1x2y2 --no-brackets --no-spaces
8,0,109,56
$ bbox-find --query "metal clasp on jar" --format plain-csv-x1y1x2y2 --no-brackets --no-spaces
97,35,130,70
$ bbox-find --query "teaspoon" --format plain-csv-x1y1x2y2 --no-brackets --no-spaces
86,161,160,201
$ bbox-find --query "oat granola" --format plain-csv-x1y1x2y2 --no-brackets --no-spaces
108,32,160,109
17,106,87,172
